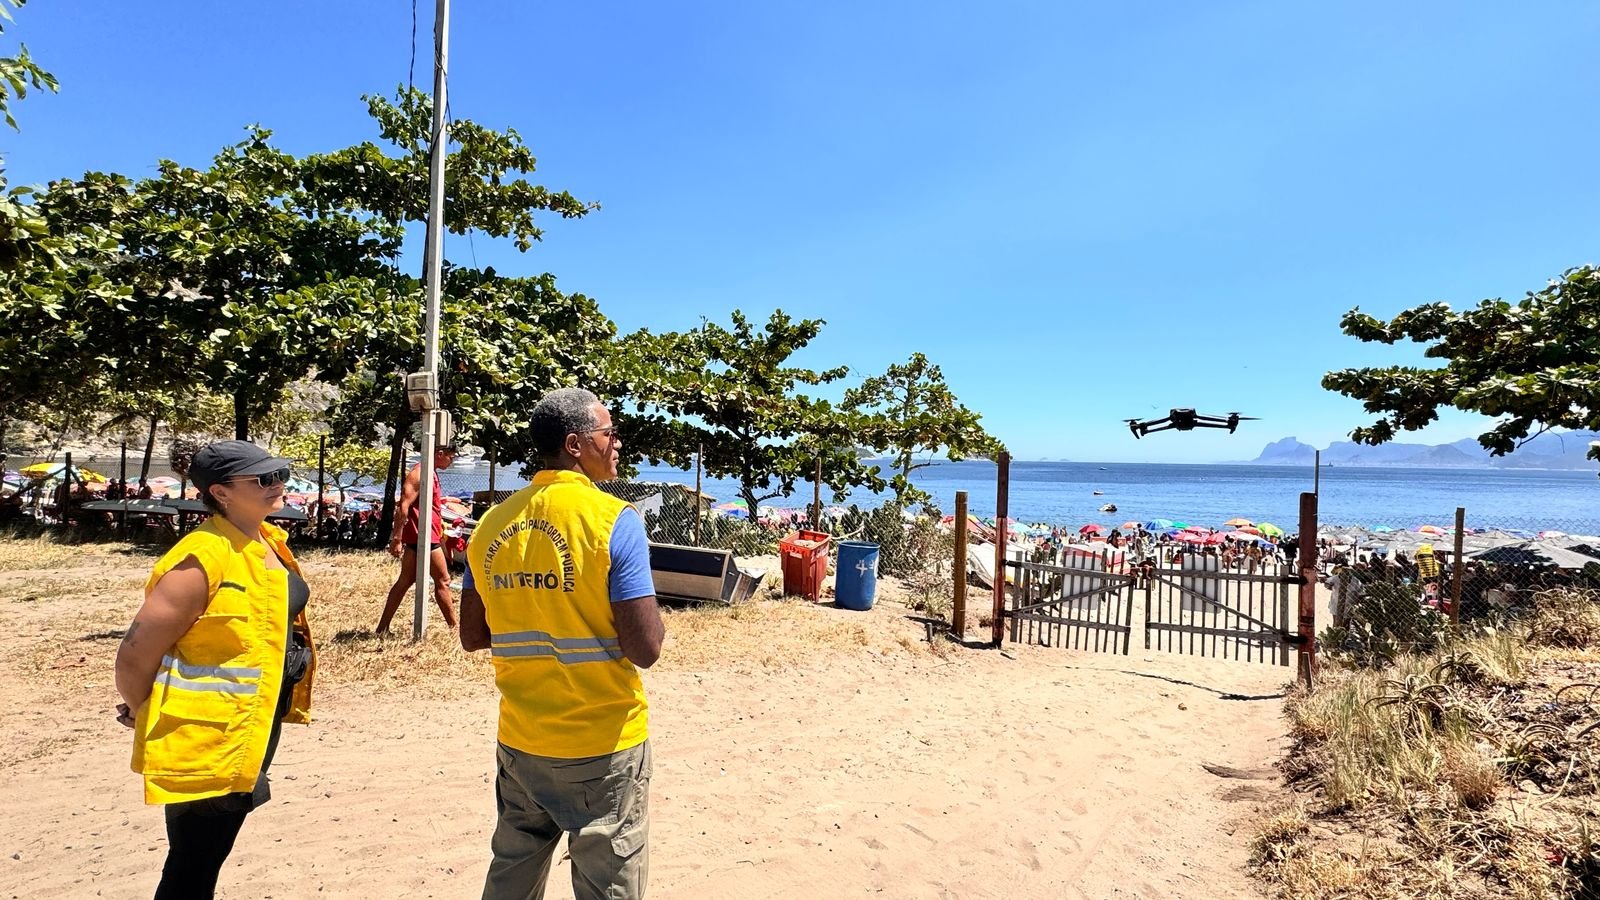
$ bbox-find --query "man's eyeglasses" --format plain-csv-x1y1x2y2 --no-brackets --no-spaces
231,467,290,488
582,427,621,443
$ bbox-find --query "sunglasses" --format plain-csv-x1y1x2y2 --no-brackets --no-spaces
230,467,291,488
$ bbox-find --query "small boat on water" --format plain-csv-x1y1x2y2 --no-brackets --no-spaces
1098,467,1108,471
1099,503,1118,513
1092,490,1104,496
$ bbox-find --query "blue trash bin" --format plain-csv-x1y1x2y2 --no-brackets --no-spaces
835,541,880,611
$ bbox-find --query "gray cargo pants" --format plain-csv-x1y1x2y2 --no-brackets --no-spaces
483,740,651,900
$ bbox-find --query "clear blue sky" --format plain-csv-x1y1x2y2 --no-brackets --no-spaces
7,2,1598,462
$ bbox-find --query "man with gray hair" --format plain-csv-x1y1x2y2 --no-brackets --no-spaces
460,387,664,900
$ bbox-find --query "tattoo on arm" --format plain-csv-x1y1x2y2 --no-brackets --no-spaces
121,620,142,648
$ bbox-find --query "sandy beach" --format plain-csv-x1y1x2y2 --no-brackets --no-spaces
0,540,1296,899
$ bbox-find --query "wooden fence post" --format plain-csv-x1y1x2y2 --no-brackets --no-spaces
1451,506,1466,625
991,453,1010,648
953,490,968,638
1297,491,1318,689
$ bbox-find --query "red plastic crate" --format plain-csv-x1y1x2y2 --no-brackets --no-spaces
779,530,831,602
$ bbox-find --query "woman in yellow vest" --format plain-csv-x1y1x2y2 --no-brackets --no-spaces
114,440,316,899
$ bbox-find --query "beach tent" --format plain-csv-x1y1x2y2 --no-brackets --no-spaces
21,462,108,483
1471,541,1599,570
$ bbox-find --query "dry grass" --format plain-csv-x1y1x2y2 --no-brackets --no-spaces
3,536,940,704
659,596,939,672
0,530,150,572
1526,588,1600,650
289,549,493,698
1265,591,1600,899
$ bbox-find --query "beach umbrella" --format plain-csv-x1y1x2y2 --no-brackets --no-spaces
1234,525,1263,536
343,500,373,512
713,501,750,519
1537,530,1567,540
1414,524,1448,536
1145,518,1175,529
1079,523,1106,535
1257,522,1284,538
1224,517,1254,527
1371,525,1395,533
1169,521,1189,529
1121,521,1142,531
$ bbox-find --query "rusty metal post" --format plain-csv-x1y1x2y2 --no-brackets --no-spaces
487,444,497,497
1296,491,1318,688
119,441,129,534
991,452,1010,648
61,451,74,526
316,434,327,535
1450,506,1466,625
812,457,822,531
953,490,969,637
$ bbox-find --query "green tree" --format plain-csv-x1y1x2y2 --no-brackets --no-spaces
844,351,1003,507
1322,265,1600,462
326,267,616,466
0,0,55,131
618,310,885,514
277,432,388,502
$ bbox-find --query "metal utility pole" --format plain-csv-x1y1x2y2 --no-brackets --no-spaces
412,0,451,642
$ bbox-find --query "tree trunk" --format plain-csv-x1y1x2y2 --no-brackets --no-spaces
376,415,407,549
233,392,249,441
139,415,159,483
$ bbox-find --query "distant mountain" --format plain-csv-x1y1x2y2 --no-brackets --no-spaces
1253,438,1317,466
1242,431,1600,470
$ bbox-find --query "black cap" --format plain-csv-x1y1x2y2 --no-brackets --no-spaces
190,440,292,494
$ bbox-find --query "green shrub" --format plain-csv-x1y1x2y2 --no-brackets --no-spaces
1322,580,1447,668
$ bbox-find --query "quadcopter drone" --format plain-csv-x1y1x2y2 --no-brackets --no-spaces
1125,409,1258,439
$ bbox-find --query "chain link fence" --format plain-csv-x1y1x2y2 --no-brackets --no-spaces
1315,511,1600,666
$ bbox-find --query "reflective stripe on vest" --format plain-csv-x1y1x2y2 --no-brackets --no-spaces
160,654,262,692
490,630,624,663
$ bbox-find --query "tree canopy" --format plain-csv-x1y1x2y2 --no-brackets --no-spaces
617,310,886,513
3,46,999,521
844,351,1003,507
1322,265,1600,461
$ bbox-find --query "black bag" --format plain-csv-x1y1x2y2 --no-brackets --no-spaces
284,630,311,684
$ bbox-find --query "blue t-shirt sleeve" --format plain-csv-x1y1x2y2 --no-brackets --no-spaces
608,507,656,603
461,559,476,592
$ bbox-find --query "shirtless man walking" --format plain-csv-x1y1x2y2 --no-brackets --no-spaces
377,443,460,634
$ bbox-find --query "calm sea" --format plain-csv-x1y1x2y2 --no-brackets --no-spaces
439,459,1600,534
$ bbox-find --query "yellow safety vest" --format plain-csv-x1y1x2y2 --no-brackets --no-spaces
131,517,316,804
468,470,648,759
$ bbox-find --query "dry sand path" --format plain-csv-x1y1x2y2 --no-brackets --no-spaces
0,546,1293,899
